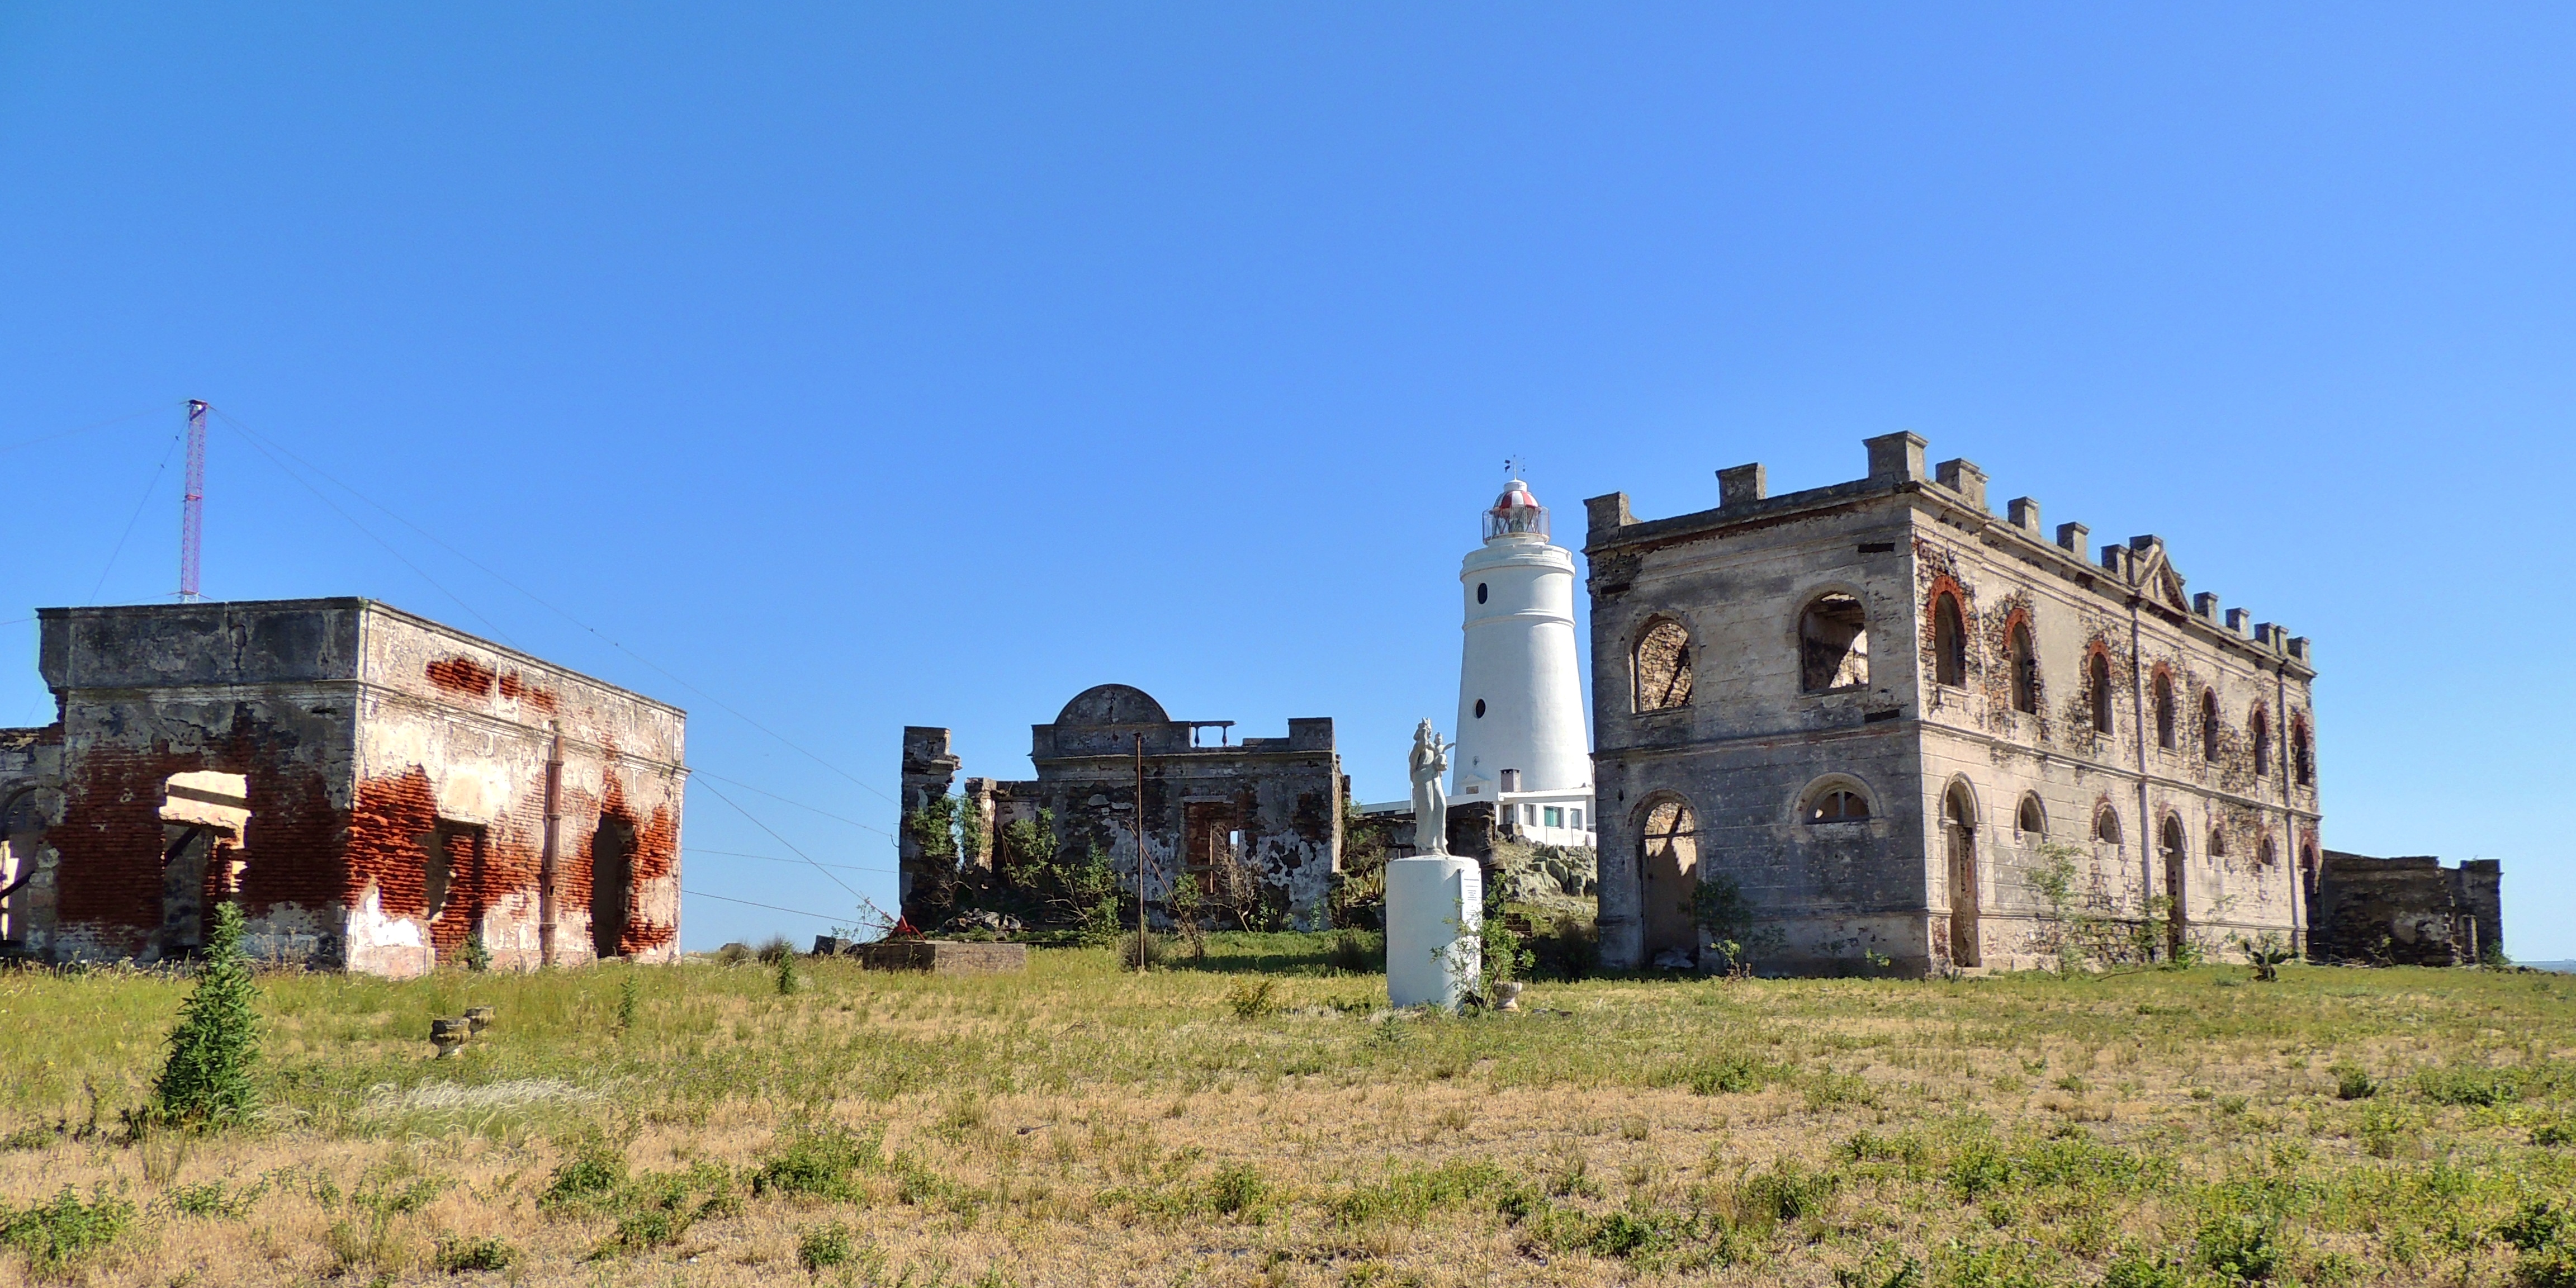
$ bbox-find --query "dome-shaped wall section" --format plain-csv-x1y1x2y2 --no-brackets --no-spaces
1053,684,1172,728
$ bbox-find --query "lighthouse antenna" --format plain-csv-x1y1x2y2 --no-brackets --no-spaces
179,400,207,602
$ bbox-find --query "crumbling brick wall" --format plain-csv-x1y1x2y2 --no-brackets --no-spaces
3,598,685,976
2311,851,2503,966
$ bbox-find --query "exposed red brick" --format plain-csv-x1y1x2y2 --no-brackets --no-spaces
495,671,557,712
426,656,496,698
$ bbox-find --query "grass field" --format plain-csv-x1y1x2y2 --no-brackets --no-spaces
3,935,2574,1287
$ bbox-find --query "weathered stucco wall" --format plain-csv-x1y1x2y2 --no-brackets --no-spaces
1586,434,2319,977
0,599,684,976
2311,851,2502,965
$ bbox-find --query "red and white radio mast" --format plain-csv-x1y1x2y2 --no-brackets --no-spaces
179,399,207,602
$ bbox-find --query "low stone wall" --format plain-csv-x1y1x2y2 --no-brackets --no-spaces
820,938,1027,974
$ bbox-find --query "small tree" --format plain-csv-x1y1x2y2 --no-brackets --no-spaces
1692,874,1784,976
2027,842,2086,973
153,902,261,1128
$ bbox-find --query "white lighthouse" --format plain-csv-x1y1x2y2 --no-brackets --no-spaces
1451,477,1594,846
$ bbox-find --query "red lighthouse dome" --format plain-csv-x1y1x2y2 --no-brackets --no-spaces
1483,479,1550,541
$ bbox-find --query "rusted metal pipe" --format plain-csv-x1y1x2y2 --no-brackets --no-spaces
538,727,563,966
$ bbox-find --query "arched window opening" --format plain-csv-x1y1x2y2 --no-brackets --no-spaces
2251,707,2271,777
1807,788,1869,823
2088,650,2114,734
1798,594,1871,692
1634,619,1693,713
2160,815,2189,959
2208,825,2227,859
2257,835,2277,868
2300,843,2319,898
2007,618,2038,713
1931,594,1967,688
2293,719,2313,786
2016,794,2045,838
1639,798,1701,966
0,789,45,947
2201,690,2222,764
1943,784,1980,967
2153,671,2177,750
2094,805,2123,846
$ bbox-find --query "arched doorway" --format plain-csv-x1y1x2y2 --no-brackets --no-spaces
1942,784,1979,967
2160,815,2189,961
1639,798,1699,967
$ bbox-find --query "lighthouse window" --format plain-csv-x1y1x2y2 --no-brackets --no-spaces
1474,699,1486,719
1476,583,1488,604
1634,619,1694,712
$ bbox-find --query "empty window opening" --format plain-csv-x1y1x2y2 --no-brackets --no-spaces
2258,835,2277,868
2293,721,2313,786
1184,802,1240,896
1931,594,1967,688
2160,815,2189,960
1808,788,1869,823
1799,594,1871,692
1943,785,1980,968
591,815,637,960
1639,799,1700,966
157,771,249,959
2007,619,2038,713
2087,651,2114,733
2094,806,2123,846
1474,699,1486,719
1476,583,1488,604
1634,619,1693,712
2300,843,2318,898
0,790,42,946
2153,671,2176,750
2201,689,2222,764
2251,708,2272,777
2016,794,2045,838
2208,826,2228,859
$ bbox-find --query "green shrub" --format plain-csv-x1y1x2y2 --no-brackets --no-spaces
539,1144,628,1209
1327,930,1377,974
2098,1248,2189,1288
2501,1200,2571,1253
1742,1159,1839,1223
1944,1139,2013,1201
152,901,262,1127
0,1125,54,1152
434,1233,517,1272
2330,1062,2376,1101
751,1125,880,1201
2519,1244,2576,1288
1204,1163,1270,1216
604,1205,685,1252
2197,1212,2284,1284
1121,930,1166,970
1,1186,135,1273
2418,1064,2523,1107
799,1221,854,1271
1224,978,1278,1020
1669,1053,1784,1097
774,950,799,996
2536,1121,2575,1148
618,972,643,1026
1330,1160,1506,1226
458,930,492,973
165,1178,263,1219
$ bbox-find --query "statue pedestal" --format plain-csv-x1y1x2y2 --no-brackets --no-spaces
1385,855,1482,1010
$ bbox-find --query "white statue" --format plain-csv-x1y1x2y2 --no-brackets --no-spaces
1409,718,1450,856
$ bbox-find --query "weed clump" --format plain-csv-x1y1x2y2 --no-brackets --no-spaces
752,1125,882,1201
2417,1063,2523,1107
151,901,262,1128
2329,1061,2376,1100
164,1178,263,1219
1121,930,1166,970
799,1221,855,1271
1204,1163,1270,1218
1,1186,134,1273
1224,978,1278,1020
539,1144,628,1209
434,1233,517,1272
1664,1053,1784,1097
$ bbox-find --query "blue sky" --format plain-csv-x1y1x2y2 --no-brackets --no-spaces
2,5,2569,955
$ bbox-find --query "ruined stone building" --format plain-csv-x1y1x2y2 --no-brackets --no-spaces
1583,434,2322,976
901,685,1340,931
0,599,686,975
2309,851,2502,967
